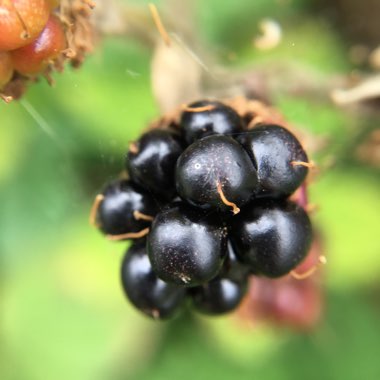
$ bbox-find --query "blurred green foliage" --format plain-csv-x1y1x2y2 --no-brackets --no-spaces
1,1,380,380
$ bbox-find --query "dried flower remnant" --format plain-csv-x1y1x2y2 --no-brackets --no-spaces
254,19,282,50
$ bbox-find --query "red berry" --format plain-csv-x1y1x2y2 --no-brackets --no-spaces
11,14,66,75
0,51,13,89
0,0,50,51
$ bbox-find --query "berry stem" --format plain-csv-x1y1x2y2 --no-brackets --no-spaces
291,160,316,169
290,255,327,280
216,182,240,215
148,3,171,46
181,104,216,113
133,210,154,222
106,227,150,241
89,194,104,227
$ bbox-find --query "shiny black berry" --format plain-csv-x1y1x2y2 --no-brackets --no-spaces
229,200,312,278
121,240,186,319
190,275,248,315
221,240,251,282
126,129,184,199
237,124,309,198
147,202,228,287
176,135,258,213
180,100,244,144
97,180,159,238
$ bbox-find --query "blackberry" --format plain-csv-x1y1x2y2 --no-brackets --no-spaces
126,130,184,199
176,135,258,213
97,180,159,239
147,202,228,286
229,199,312,278
121,240,185,319
237,124,309,198
180,100,244,144
190,275,248,315
217,240,252,283
93,97,316,321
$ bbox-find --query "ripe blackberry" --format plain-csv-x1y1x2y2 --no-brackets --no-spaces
147,202,228,286
180,100,244,144
176,135,258,213
221,241,251,282
96,179,160,239
92,96,317,321
229,199,312,278
121,240,185,319
237,124,309,198
126,129,184,199
190,275,248,315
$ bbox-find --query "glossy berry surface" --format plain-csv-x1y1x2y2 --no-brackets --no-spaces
97,179,159,237
11,14,66,75
229,200,312,278
190,275,247,315
126,129,184,199
147,202,228,286
180,100,244,144
221,240,251,282
237,124,309,198
0,0,50,51
121,240,185,319
0,51,13,89
176,135,258,212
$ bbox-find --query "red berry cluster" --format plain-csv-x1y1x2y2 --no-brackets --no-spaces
0,0,94,101
0,1,65,87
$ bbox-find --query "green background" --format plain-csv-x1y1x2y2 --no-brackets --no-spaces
1,1,379,379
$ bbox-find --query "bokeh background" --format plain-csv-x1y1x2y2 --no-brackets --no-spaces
1,0,380,379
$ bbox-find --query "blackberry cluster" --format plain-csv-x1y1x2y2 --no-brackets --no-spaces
93,99,313,320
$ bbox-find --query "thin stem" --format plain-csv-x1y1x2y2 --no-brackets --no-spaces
89,194,104,227
133,210,154,222
149,3,171,46
291,255,327,280
216,182,240,215
106,227,150,241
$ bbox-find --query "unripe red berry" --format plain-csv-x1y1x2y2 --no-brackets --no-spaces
0,0,50,51
11,14,66,75
0,51,13,89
